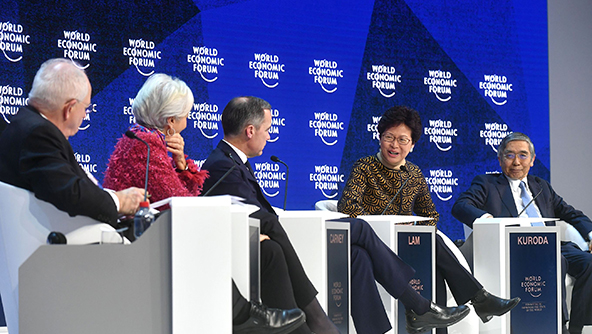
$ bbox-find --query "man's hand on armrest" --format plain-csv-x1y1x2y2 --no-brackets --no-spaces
115,187,146,215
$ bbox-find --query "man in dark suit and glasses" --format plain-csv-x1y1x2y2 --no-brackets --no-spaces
452,132,592,334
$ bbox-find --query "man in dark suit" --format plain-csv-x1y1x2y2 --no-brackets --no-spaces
0,58,145,224
202,96,339,334
0,59,304,334
452,132,592,334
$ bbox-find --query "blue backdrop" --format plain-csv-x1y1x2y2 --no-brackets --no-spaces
0,0,549,241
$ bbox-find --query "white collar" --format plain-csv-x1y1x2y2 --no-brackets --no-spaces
223,139,248,164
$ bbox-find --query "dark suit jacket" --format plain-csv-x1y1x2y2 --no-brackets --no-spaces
0,106,118,225
201,140,318,307
201,140,275,213
0,116,7,135
452,173,592,240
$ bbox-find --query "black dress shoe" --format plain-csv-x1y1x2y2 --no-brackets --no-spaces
471,289,521,323
405,302,470,334
234,301,306,334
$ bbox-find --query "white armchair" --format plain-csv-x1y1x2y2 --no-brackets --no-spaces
0,181,119,334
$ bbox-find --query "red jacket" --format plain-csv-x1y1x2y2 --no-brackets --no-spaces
103,129,208,207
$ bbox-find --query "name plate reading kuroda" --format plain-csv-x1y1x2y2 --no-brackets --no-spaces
508,229,560,334
396,231,434,334
327,229,349,334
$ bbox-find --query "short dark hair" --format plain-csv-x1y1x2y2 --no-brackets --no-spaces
497,132,536,159
377,106,422,144
221,96,271,137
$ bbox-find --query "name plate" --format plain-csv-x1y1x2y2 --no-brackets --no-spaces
327,229,349,333
508,229,560,333
396,230,434,334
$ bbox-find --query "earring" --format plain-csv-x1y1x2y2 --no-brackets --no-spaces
167,128,176,136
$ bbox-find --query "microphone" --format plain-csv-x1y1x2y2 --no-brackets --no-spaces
125,130,150,202
203,152,237,196
271,155,289,211
517,186,543,217
381,165,410,215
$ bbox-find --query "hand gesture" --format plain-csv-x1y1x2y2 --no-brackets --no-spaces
166,133,187,170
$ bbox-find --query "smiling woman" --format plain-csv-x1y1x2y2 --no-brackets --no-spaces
338,106,432,218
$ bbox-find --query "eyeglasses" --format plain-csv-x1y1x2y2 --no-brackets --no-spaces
76,99,93,114
84,103,94,114
381,134,411,145
68,98,93,114
503,153,530,161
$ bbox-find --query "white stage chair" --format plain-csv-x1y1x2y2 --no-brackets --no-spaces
0,182,235,334
0,181,120,334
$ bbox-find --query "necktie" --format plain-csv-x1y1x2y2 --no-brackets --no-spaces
520,181,543,226
245,160,255,177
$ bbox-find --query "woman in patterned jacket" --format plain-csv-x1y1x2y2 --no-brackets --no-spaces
338,106,520,334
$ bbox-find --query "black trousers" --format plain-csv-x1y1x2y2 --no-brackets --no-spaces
435,234,483,334
232,281,249,321
347,217,416,334
344,217,481,334
250,210,318,308
251,210,317,334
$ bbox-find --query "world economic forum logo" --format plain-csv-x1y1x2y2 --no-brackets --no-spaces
425,169,458,201
0,21,30,63
254,162,285,197
424,70,456,102
521,275,546,298
309,59,343,93
0,84,26,124
424,119,458,152
188,46,224,83
309,112,344,146
479,74,512,106
57,30,97,70
249,53,284,88
188,102,221,139
123,38,161,76
310,165,344,199
366,65,400,98
480,122,511,152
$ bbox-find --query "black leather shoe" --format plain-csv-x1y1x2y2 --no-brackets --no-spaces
234,301,306,334
405,302,470,334
472,289,521,323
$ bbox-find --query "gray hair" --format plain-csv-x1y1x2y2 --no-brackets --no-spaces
28,58,89,112
132,73,194,129
497,132,536,159
221,96,271,137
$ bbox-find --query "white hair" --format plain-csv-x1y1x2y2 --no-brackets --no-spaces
132,73,194,129
28,58,89,112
